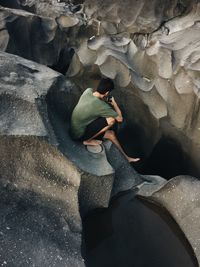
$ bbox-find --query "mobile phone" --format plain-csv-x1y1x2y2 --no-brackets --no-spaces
106,93,112,103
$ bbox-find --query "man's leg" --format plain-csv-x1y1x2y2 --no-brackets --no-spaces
83,117,115,146
103,130,140,162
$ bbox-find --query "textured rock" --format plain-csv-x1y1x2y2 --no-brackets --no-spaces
0,51,119,266
84,0,184,33
0,3,81,67
146,175,200,264
0,0,200,265
0,135,85,266
0,51,61,140
66,0,200,176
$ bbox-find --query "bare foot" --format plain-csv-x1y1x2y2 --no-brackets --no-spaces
127,157,140,163
83,139,102,146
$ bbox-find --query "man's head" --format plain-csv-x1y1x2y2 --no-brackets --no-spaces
96,78,114,96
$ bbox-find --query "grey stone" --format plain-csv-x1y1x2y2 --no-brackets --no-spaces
149,175,200,264
0,5,80,67
104,142,143,196
65,0,200,176
86,144,103,153
137,175,167,196
1,0,200,265
0,51,61,140
0,135,85,266
47,107,114,177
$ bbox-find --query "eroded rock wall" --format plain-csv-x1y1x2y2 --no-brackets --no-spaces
0,0,200,266
66,0,200,174
0,1,83,69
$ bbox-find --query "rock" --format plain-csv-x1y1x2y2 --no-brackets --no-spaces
86,144,103,153
0,29,9,50
0,94,47,136
137,87,168,119
66,0,200,176
0,135,85,266
0,0,200,264
83,181,197,267
147,175,200,264
0,51,62,140
84,0,181,33
0,49,117,219
67,53,83,77
164,3,200,35
156,48,173,79
99,56,131,87
103,141,143,196
137,175,167,196
57,14,79,29
77,39,97,66
0,5,81,67
175,69,194,94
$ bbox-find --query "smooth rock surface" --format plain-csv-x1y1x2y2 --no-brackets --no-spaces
149,175,200,264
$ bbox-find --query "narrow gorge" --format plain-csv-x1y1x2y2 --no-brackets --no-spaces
0,0,200,266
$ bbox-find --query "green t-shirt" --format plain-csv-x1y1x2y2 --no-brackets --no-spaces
70,88,118,139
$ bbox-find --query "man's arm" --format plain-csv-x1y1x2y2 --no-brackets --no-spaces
110,97,123,123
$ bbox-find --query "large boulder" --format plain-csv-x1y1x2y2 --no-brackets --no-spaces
0,135,84,266
82,181,197,267
0,51,117,266
138,175,200,264
0,51,62,141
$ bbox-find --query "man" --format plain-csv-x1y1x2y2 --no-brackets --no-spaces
70,78,140,163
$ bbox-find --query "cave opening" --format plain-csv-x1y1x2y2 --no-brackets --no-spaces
118,124,197,180
0,0,20,9
48,47,75,75
136,136,196,179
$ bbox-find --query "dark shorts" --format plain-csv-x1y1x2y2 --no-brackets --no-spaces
79,117,108,141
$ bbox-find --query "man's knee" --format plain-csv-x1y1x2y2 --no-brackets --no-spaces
104,130,116,140
106,117,115,126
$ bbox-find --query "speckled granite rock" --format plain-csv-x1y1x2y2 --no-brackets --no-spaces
139,175,200,264
0,51,62,141
0,51,115,266
0,135,85,267
0,0,200,265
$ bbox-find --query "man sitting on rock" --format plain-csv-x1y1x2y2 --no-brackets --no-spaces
70,78,140,163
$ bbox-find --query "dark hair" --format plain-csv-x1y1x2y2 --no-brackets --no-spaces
96,78,114,94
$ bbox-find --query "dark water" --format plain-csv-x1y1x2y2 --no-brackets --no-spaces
82,191,198,267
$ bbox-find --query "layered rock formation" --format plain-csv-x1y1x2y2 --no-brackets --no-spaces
67,0,200,176
0,0,200,266
0,0,83,70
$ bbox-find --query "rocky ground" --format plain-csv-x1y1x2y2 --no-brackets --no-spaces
0,0,200,266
